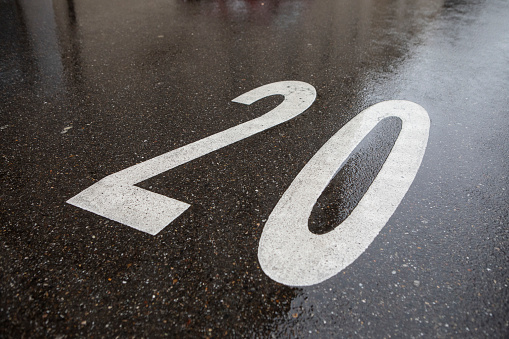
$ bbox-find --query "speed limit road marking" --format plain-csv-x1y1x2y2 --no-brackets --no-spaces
67,81,430,286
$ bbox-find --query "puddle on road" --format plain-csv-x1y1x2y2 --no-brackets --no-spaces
309,117,402,234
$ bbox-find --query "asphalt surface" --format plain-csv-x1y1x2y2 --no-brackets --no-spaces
1,0,508,337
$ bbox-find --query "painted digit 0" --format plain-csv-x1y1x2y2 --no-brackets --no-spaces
67,81,317,235
258,100,430,286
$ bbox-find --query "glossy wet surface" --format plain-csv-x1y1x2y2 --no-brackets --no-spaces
1,0,508,337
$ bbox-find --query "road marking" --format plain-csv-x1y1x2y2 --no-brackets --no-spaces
258,100,430,286
68,81,430,287
67,81,317,235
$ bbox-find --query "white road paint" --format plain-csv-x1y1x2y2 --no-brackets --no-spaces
258,100,430,286
67,81,317,235
68,81,430,287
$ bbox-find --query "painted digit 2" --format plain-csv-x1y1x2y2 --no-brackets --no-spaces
67,81,317,235
67,81,430,286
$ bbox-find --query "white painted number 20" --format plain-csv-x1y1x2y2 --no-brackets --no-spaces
67,81,430,286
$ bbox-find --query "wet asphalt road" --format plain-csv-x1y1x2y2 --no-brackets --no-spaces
1,0,508,337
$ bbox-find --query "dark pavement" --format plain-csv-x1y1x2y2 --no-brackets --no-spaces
1,0,508,337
